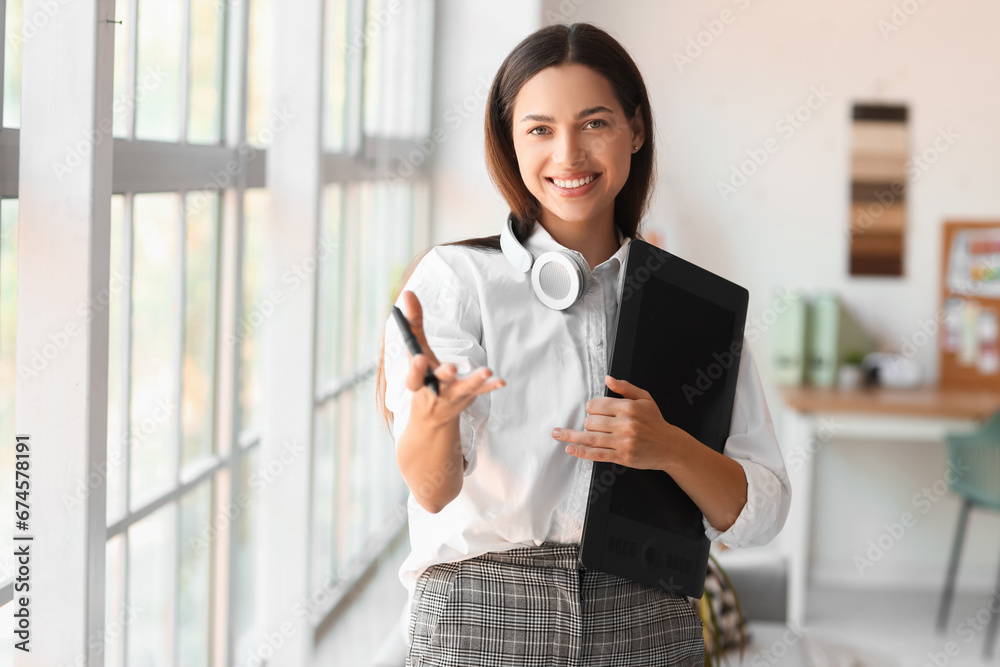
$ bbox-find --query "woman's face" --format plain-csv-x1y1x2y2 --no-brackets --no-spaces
511,63,644,231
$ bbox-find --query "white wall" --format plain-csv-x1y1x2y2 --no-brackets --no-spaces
529,0,1000,590
429,0,543,244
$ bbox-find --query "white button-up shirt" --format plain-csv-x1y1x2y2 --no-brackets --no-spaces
382,221,792,620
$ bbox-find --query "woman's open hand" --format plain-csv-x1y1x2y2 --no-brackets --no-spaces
400,290,506,428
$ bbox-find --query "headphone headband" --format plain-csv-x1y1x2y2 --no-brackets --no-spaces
500,213,533,273
499,214,588,310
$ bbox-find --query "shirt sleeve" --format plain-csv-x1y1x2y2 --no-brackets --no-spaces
701,337,792,548
382,246,491,477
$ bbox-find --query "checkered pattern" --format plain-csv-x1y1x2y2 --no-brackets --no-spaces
407,543,705,666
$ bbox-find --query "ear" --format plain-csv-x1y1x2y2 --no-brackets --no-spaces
630,104,646,151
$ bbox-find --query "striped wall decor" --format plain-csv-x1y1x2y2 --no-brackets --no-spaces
849,103,908,276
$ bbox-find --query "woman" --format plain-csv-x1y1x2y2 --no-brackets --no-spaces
376,22,791,666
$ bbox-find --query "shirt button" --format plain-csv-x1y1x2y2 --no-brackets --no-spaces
587,280,597,294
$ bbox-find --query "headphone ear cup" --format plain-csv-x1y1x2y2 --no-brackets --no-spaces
531,251,588,310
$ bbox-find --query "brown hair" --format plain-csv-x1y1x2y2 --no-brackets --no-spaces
375,22,656,435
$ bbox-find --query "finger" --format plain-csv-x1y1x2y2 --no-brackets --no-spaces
461,367,505,395
606,375,652,400
582,414,615,434
434,363,458,382
401,291,440,368
564,442,618,463
585,396,627,417
463,366,496,388
405,353,431,392
552,427,607,449
472,377,506,396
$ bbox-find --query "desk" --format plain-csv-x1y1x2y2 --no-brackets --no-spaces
777,385,1000,627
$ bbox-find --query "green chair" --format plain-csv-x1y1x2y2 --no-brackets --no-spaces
936,408,1000,660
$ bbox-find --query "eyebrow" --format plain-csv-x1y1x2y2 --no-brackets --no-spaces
518,106,615,124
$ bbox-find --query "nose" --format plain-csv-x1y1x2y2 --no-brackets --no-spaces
552,132,586,166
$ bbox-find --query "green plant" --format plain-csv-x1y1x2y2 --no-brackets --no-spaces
843,349,868,366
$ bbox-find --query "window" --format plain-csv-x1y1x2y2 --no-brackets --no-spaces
5,0,438,660
103,191,230,666
101,1,268,665
308,0,434,615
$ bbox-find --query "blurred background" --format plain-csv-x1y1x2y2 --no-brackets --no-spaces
2,0,1000,665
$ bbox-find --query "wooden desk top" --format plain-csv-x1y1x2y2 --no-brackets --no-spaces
779,384,1000,420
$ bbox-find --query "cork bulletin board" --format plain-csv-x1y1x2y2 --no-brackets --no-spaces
940,220,1000,391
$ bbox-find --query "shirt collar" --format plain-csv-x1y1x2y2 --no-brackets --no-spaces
524,221,632,274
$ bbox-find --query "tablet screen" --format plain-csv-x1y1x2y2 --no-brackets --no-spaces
608,273,738,539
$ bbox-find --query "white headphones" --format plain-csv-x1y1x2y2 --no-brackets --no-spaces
500,214,590,310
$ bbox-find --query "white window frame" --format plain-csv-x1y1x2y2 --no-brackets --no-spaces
0,0,13,611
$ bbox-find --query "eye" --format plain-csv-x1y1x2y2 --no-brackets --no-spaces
585,119,607,130
528,126,549,136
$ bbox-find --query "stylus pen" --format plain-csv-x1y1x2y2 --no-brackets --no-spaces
391,305,440,395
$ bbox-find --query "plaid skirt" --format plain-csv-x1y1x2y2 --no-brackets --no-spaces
406,543,705,666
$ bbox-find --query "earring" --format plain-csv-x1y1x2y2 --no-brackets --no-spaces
632,145,639,153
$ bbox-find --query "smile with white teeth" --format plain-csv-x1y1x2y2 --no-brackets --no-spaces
550,174,597,189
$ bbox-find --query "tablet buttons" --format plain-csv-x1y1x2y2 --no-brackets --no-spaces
607,535,637,559
641,538,661,574
644,546,656,565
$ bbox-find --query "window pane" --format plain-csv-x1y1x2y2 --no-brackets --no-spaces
0,200,18,586
104,534,126,667
182,192,218,471
239,189,267,435
245,0,273,147
335,391,354,566
323,0,349,151
3,0,22,128
361,0,383,136
128,503,176,667
107,195,127,523
412,0,435,138
344,182,370,367
323,181,422,573
348,381,370,564
359,182,381,382
188,0,224,144
366,182,412,368
376,184,407,357
112,0,131,137
131,194,181,508
178,480,212,667
387,185,415,309
233,447,258,666
383,185,418,509
135,0,183,141
316,184,344,387
311,399,338,590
